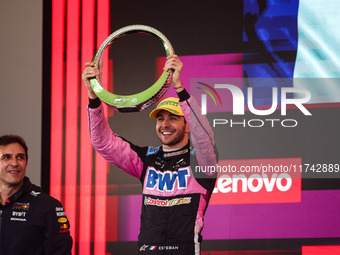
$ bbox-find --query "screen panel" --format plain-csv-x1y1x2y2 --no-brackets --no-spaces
47,0,340,254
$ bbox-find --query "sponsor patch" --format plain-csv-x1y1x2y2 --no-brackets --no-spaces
139,245,149,251
55,206,67,217
56,211,66,217
146,146,160,156
11,209,28,222
58,217,68,223
55,207,64,211
59,223,70,233
30,191,41,197
144,196,191,207
60,223,69,229
145,167,190,192
13,202,30,210
10,218,27,222
163,149,188,158
12,211,26,217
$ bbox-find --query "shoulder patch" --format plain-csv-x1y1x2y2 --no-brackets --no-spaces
190,147,196,156
30,191,41,197
146,146,160,156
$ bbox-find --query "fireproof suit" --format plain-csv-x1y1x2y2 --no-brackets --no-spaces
0,177,72,255
88,89,217,255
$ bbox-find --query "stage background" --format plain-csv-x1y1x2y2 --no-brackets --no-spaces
0,0,43,186
2,0,337,254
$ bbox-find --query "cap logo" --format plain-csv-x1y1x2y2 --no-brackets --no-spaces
160,107,180,115
157,100,179,108
149,97,183,118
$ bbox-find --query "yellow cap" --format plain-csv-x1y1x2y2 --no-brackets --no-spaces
149,97,184,119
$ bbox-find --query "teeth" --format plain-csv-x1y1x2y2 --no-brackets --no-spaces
162,132,172,135
9,171,19,174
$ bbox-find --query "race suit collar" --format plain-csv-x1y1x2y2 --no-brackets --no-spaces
162,142,190,158
5,177,32,206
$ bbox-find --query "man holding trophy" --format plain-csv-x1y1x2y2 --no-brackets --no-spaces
82,54,217,255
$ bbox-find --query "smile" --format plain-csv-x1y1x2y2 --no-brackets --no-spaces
162,131,174,135
8,170,20,174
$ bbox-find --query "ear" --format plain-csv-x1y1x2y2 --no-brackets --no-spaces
185,122,190,133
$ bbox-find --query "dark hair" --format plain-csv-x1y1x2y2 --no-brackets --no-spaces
0,135,28,160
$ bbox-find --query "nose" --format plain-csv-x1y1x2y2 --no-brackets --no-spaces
162,118,171,127
10,158,19,166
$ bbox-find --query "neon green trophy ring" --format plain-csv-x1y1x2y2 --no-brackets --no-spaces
90,25,174,112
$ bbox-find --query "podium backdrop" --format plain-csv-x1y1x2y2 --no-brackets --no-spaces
43,0,340,254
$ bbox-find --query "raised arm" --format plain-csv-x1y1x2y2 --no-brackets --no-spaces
82,62,144,179
164,55,217,171
82,62,99,99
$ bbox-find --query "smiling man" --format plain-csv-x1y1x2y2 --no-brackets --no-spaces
151,97,190,150
0,135,72,255
83,55,217,255
0,142,27,192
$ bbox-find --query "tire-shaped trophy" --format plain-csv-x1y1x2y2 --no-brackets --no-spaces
90,25,174,112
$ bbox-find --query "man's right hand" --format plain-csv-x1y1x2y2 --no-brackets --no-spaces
82,62,99,99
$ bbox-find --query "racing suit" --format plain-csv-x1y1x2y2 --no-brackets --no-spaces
88,89,217,255
0,177,73,255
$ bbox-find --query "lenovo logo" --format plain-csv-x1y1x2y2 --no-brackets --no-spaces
209,158,302,205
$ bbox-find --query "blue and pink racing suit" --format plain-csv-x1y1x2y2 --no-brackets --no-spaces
88,89,217,255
